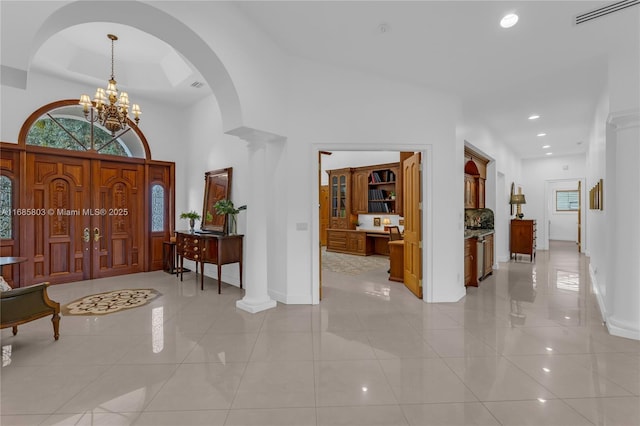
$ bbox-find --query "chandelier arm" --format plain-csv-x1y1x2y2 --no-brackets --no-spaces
46,113,89,151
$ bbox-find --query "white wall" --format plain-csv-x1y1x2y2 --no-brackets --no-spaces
585,45,640,340
0,69,183,162
547,181,580,242
521,154,586,251
177,94,250,287
286,57,464,304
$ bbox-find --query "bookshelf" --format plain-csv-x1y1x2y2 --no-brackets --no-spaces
368,167,397,213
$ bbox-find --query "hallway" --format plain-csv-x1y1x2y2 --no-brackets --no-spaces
1,242,639,425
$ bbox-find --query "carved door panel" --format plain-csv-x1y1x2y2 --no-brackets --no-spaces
25,153,92,285
91,160,145,278
23,154,145,285
403,152,422,298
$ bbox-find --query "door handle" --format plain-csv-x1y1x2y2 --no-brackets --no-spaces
94,227,103,242
83,228,91,243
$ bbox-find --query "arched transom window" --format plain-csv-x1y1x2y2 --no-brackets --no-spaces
25,104,146,158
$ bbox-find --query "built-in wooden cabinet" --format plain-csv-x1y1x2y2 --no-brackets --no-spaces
510,219,536,262
464,237,477,287
464,174,477,209
328,162,401,218
326,230,374,256
483,233,494,277
329,168,351,229
464,148,489,209
351,169,369,214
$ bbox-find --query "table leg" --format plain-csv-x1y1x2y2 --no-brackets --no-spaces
239,260,243,289
201,261,205,291
217,263,222,294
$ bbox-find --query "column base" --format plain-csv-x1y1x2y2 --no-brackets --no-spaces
236,296,277,314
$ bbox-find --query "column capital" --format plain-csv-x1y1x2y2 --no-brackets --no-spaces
607,108,640,131
226,126,285,144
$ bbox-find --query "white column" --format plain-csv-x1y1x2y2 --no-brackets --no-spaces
607,110,640,340
227,126,280,313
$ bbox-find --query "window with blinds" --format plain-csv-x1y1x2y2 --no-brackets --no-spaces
556,190,579,211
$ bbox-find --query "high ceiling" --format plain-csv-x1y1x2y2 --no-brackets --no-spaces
31,1,639,159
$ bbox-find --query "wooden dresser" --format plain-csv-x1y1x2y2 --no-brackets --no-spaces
175,231,243,293
510,219,536,262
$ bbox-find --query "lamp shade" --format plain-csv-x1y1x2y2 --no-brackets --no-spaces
382,218,391,225
510,194,526,205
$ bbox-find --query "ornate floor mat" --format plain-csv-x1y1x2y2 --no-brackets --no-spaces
62,289,160,315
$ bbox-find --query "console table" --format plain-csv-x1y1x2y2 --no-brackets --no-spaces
175,231,243,293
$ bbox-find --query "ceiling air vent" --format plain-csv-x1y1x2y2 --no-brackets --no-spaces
575,0,639,25
190,81,205,89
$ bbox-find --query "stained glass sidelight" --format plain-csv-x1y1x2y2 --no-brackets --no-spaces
151,184,165,232
0,176,12,238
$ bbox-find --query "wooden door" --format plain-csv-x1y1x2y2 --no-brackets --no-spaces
91,160,145,278
319,185,330,246
403,152,422,298
148,162,175,271
25,153,92,285
23,154,145,285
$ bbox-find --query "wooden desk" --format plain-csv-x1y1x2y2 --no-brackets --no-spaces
388,240,404,282
0,257,27,287
175,231,243,293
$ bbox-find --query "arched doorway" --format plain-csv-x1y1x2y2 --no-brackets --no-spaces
0,100,174,286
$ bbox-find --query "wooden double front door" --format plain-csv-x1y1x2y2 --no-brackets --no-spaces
24,153,145,284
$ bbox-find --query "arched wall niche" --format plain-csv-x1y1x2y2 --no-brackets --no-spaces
28,0,243,133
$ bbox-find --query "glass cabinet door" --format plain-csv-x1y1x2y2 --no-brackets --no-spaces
339,175,346,217
331,175,338,217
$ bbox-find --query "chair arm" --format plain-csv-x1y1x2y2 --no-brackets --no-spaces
1,282,60,326
0,282,51,299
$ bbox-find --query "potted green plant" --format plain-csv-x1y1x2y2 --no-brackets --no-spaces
180,210,201,233
213,199,246,235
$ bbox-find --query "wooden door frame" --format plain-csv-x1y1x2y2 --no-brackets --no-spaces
3,145,176,285
311,144,431,305
2,96,176,285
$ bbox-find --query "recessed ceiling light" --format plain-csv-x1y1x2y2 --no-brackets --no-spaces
546,152,553,156
377,23,390,34
500,13,519,28
528,114,540,120
542,145,551,149
537,133,547,137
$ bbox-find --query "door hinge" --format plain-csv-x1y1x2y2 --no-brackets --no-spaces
418,202,423,210
419,241,422,249
419,163,423,171
419,279,423,287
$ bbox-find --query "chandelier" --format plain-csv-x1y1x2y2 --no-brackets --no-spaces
79,34,141,135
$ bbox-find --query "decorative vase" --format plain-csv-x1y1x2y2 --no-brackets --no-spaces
227,214,237,235
189,218,195,233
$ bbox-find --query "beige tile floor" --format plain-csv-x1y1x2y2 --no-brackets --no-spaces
1,241,639,425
